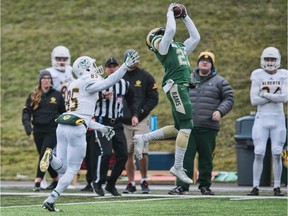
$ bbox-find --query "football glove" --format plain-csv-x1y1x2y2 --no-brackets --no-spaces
124,51,140,68
282,147,288,168
99,126,115,141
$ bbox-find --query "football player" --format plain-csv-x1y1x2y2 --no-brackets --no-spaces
248,47,287,196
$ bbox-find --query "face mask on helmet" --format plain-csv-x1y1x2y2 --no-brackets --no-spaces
51,46,71,72
146,27,165,51
72,56,104,78
260,47,281,71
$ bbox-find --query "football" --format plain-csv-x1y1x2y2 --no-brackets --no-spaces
173,4,186,19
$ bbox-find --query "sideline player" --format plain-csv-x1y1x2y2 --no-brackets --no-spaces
39,51,140,212
134,3,200,184
248,47,287,196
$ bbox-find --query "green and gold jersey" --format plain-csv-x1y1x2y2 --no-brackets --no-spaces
152,35,191,87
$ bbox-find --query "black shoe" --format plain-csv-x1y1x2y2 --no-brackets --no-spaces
80,184,93,192
105,184,121,196
122,183,136,194
33,182,41,192
274,187,284,196
45,181,58,190
91,181,105,196
141,180,150,194
247,187,259,196
42,202,59,212
168,186,189,195
200,186,214,195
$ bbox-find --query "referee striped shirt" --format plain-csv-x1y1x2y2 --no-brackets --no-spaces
95,79,134,119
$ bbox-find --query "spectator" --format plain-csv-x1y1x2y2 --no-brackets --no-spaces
133,3,200,184
91,57,136,196
248,47,287,196
121,50,159,194
22,70,66,191
168,51,234,195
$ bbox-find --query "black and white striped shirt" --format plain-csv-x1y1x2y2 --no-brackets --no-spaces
95,79,135,119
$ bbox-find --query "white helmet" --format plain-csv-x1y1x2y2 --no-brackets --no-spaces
72,56,104,78
260,47,281,71
51,46,71,72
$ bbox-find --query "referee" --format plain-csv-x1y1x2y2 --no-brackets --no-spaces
91,57,136,196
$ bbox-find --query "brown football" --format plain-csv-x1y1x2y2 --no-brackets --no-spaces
173,4,186,18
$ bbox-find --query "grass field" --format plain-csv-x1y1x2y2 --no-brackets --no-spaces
1,183,287,216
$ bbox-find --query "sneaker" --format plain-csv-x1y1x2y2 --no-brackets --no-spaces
40,148,52,172
33,182,41,192
200,186,214,195
273,187,284,196
247,187,259,196
122,183,136,194
169,166,193,184
168,186,189,195
45,181,58,190
42,202,59,212
105,184,121,196
91,181,105,196
133,134,147,160
80,184,93,192
141,180,150,194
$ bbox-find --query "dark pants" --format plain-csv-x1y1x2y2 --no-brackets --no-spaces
33,130,58,179
94,119,128,186
84,130,98,184
177,127,218,190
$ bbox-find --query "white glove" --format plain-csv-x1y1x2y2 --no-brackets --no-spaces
124,51,140,68
168,3,177,12
99,126,115,141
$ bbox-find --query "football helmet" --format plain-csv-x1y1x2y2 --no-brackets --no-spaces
146,27,165,51
260,47,281,71
72,56,103,78
51,46,71,72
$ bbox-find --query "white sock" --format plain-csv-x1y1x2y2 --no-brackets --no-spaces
174,146,186,169
142,129,164,143
272,154,282,188
253,154,264,187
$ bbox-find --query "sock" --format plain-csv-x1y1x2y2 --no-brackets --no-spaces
272,154,282,188
141,178,147,184
253,154,264,187
130,181,136,186
174,146,186,169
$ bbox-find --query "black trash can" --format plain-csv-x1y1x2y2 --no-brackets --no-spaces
234,115,272,186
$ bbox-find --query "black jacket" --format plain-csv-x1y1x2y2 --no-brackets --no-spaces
22,88,66,133
121,67,159,124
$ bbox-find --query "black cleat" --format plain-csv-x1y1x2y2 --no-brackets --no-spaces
122,183,136,194
91,181,105,196
141,180,150,194
247,187,259,196
105,184,121,196
80,184,93,192
273,187,284,196
200,186,214,195
168,186,188,195
42,202,59,212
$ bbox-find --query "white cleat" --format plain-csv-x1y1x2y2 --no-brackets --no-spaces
170,166,193,184
133,134,146,160
40,148,52,172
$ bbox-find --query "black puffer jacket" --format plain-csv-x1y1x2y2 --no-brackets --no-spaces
190,68,234,130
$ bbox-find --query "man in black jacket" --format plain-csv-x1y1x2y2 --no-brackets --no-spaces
121,49,159,194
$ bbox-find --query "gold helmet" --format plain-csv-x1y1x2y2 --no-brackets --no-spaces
146,27,165,51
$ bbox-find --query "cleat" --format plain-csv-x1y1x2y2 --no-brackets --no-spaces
247,187,259,196
273,187,284,196
80,184,93,192
42,202,59,212
105,184,121,196
141,180,150,194
168,186,188,195
91,181,105,196
200,186,214,195
133,134,147,160
122,183,136,194
33,182,41,192
45,181,58,190
170,166,193,184
40,148,52,172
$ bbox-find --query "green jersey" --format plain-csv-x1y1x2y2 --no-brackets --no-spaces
152,35,191,87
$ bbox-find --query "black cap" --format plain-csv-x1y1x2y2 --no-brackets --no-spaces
105,57,119,67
